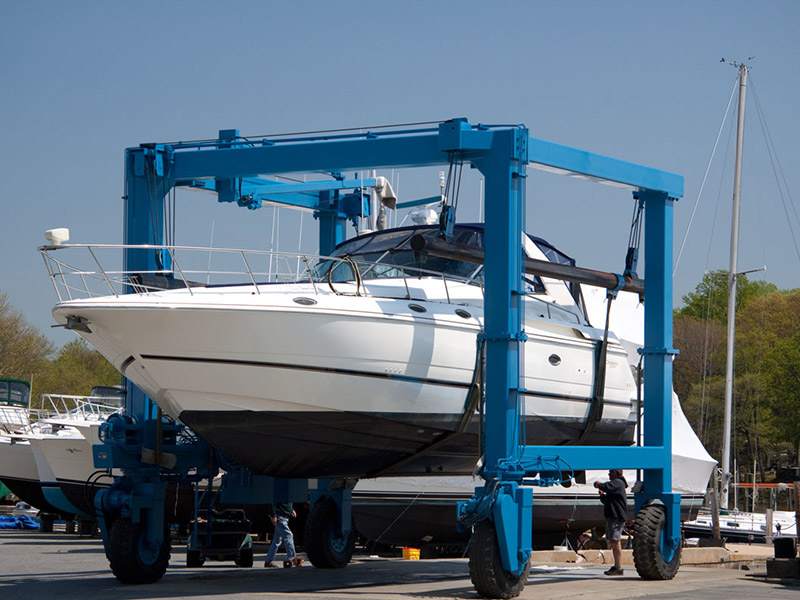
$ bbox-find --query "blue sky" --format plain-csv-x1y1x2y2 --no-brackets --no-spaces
2,1,799,346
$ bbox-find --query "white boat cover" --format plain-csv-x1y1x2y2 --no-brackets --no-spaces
582,286,717,494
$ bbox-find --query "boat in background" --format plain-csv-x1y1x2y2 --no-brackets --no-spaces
683,507,797,543
352,390,715,551
27,387,124,516
0,383,123,518
0,378,74,517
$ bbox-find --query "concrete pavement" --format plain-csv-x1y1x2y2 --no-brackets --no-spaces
0,530,797,600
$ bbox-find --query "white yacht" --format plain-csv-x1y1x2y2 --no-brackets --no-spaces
0,383,122,517
45,225,643,480
27,389,123,516
0,378,64,515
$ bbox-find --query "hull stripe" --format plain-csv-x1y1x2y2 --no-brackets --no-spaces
139,353,631,407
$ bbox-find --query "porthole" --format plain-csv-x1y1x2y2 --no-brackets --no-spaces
408,303,427,313
455,309,472,319
293,297,317,306
548,354,561,366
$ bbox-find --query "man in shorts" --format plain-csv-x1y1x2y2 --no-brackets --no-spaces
594,469,628,576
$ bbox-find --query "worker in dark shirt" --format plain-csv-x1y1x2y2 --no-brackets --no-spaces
594,469,628,576
264,503,302,568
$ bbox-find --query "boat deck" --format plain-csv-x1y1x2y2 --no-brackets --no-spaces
0,530,797,600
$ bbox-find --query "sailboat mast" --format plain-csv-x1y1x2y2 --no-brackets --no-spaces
721,63,748,510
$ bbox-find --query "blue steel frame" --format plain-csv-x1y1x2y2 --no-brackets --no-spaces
120,118,683,581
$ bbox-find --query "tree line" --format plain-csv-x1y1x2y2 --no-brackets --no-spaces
0,292,120,406
673,271,800,485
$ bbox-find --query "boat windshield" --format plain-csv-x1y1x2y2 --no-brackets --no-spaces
89,385,126,408
316,226,486,284
0,379,30,407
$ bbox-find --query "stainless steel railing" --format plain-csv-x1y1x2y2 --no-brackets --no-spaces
39,243,581,323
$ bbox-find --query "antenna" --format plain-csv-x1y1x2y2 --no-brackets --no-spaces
721,57,755,68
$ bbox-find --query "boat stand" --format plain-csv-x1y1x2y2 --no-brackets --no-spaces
93,119,683,597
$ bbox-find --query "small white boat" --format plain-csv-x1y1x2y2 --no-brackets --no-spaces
0,384,123,517
683,507,797,543
27,388,124,516
44,225,642,480
0,378,66,516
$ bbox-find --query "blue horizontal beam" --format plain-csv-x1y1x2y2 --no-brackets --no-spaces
176,177,321,210
248,177,380,195
171,134,449,180
528,138,684,198
521,445,670,472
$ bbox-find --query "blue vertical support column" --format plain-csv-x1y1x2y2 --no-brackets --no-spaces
124,145,173,418
481,127,526,478
474,126,533,576
316,190,347,255
638,189,681,549
118,144,174,554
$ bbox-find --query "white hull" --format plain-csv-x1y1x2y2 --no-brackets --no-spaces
0,435,73,516
53,280,638,478
27,426,104,514
0,435,39,486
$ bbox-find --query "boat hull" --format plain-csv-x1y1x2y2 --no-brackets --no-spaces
28,428,109,517
0,436,75,517
351,482,706,550
53,284,637,479
181,408,632,478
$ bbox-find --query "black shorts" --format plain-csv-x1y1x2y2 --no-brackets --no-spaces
606,518,625,542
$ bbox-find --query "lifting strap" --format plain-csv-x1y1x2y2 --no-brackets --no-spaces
573,195,644,444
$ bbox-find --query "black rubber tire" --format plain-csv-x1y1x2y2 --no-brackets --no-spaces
305,497,355,569
469,520,530,599
108,518,171,584
632,504,681,580
235,546,254,568
186,548,204,568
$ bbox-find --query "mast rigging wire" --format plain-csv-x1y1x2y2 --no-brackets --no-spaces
674,75,739,276
749,77,800,265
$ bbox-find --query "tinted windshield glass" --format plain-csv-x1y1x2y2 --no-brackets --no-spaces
89,385,125,407
529,235,575,266
318,226,485,283
0,380,30,407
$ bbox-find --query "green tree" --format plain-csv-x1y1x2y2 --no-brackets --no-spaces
677,270,778,323
673,314,724,404
0,291,53,381
675,270,800,489
34,338,121,403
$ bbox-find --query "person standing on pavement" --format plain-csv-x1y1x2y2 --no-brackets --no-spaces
264,503,303,568
594,469,628,576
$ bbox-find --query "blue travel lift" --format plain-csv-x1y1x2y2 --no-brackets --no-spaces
90,118,682,597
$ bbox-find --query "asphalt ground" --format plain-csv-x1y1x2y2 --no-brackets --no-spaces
1,531,798,600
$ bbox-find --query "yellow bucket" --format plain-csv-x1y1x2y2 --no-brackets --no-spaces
402,547,420,560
